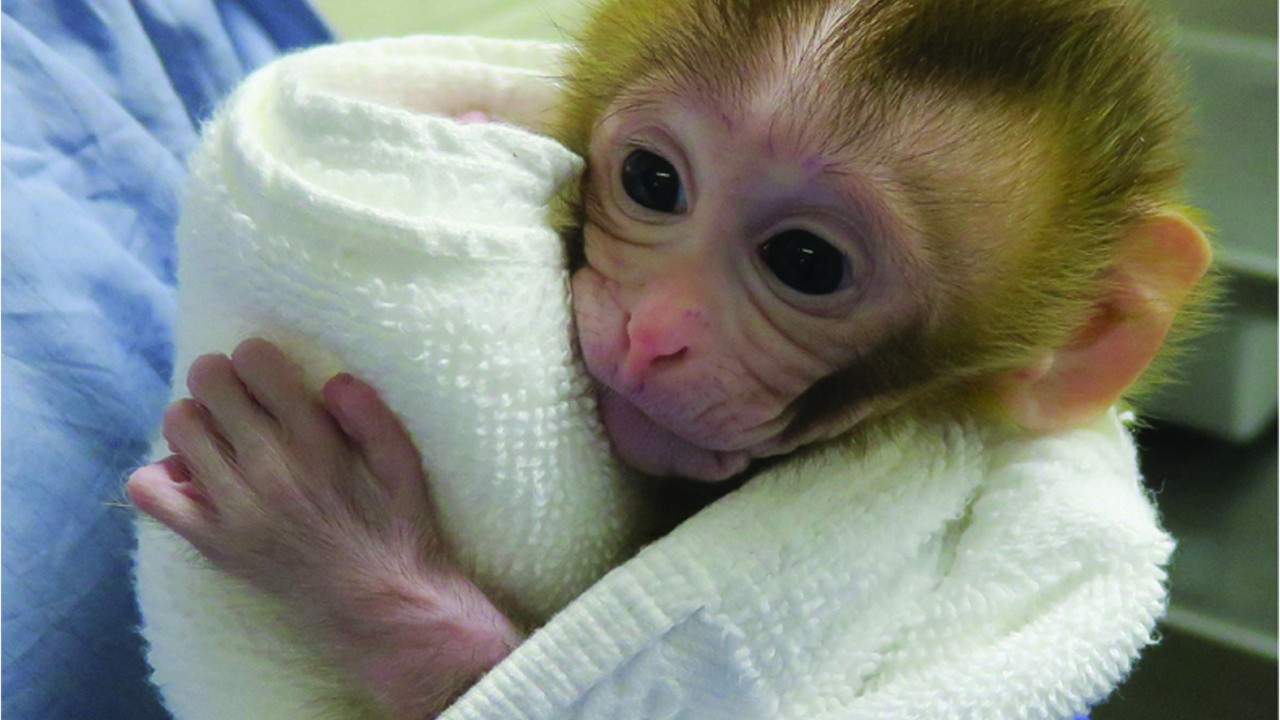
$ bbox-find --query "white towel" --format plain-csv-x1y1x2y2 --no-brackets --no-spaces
134,35,657,719
134,36,1173,720
444,411,1174,720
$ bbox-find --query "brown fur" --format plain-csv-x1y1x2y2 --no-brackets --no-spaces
554,0,1214,437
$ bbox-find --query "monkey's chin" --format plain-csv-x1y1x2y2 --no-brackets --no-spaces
597,389,751,482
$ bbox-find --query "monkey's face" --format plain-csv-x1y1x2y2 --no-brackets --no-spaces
571,91,933,481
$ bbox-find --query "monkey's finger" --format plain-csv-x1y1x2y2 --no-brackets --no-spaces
161,398,239,498
230,338,332,440
323,372,429,508
127,456,218,544
187,352,275,450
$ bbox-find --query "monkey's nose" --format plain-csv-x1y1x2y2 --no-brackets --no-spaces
619,315,695,386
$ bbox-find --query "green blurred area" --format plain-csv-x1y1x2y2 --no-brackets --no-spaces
310,0,589,41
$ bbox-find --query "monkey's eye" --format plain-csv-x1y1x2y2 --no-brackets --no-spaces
621,149,687,213
759,230,849,295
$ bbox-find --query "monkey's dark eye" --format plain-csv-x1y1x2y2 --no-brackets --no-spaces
759,231,849,295
621,149,686,213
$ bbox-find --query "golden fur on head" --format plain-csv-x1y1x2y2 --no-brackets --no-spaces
555,0,1215,432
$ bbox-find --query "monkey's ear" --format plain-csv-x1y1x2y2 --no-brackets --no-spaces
998,211,1211,432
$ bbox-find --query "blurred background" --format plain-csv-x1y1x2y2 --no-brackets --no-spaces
309,0,1278,717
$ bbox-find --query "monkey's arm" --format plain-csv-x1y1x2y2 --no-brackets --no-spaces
128,339,522,718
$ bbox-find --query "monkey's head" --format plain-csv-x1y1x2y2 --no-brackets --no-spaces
555,0,1213,481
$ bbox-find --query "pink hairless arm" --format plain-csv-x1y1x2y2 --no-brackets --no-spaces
128,339,522,718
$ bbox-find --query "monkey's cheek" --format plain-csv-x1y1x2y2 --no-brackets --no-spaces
571,273,627,375
598,389,749,482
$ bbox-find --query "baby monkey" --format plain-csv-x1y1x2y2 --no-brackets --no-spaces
129,0,1212,716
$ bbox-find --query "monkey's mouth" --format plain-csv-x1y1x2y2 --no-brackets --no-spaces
595,387,751,482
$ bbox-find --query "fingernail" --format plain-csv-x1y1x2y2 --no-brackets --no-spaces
334,372,355,387
158,454,192,482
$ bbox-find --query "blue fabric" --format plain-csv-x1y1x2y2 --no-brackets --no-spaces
1,2,331,718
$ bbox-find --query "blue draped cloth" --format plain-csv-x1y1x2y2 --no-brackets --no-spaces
2,2,331,717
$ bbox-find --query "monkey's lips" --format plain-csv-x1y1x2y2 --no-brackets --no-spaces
596,388,751,482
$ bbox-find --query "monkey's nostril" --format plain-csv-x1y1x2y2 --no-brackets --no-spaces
620,343,690,387
652,346,689,368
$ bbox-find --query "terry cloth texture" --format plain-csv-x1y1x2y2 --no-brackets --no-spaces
133,35,1173,720
134,35,657,720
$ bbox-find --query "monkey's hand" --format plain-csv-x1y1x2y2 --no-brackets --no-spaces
128,338,521,718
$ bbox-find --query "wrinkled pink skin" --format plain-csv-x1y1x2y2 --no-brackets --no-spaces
572,91,925,480
128,340,520,718
129,83,929,715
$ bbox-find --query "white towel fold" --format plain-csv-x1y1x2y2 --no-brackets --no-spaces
134,36,1173,720
446,411,1173,720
